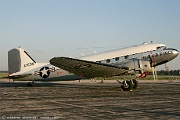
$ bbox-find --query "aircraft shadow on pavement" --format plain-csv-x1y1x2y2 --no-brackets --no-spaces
0,82,118,88
0,82,61,87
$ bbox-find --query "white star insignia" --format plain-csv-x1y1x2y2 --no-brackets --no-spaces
41,67,48,76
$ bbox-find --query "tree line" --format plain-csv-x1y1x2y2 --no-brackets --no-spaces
156,70,180,76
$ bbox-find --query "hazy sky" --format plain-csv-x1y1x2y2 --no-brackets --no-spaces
0,0,180,70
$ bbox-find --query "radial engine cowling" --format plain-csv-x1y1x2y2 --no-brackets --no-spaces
119,59,152,76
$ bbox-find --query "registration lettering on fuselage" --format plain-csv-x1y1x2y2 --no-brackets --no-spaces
24,63,34,67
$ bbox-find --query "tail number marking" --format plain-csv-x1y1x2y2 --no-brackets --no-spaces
24,63,34,67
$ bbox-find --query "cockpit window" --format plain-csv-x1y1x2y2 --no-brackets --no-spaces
165,48,177,51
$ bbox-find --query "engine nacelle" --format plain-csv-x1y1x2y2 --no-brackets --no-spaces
118,59,152,77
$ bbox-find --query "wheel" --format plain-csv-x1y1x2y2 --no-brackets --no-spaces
27,82,33,87
132,79,138,90
121,80,133,91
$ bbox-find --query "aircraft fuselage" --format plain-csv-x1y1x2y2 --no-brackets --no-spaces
9,43,179,81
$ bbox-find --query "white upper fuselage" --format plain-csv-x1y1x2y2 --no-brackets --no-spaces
78,44,166,63
79,43,179,68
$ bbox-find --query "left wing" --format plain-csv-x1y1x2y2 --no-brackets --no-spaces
50,57,128,78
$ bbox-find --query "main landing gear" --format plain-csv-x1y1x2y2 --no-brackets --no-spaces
120,79,138,91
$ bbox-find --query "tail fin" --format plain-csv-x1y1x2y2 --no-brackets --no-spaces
8,47,36,74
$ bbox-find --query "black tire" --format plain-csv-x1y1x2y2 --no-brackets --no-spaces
132,79,138,90
27,82,33,87
121,80,133,91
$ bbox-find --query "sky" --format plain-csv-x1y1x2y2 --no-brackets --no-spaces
0,0,180,71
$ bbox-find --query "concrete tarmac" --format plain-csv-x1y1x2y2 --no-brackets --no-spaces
0,79,180,120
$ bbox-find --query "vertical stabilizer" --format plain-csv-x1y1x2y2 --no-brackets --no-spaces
8,47,36,74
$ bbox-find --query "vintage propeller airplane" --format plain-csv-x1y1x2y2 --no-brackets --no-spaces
6,42,179,91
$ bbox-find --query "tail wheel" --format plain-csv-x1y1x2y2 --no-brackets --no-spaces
121,80,133,91
27,82,33,87
132,79,138,90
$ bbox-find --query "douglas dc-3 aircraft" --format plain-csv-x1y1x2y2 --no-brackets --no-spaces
7,42,179,91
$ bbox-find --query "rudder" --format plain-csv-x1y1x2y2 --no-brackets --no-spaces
8,47,36,74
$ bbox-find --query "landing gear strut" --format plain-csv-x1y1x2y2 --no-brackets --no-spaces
121,79,138,91
132,79,138,90
27,82,33,87
27,80,35,87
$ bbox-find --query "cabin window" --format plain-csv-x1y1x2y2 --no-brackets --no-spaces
124,55,129,59
115,57,119,61
157,46,166,50
96,61,101,63
106,59,110,63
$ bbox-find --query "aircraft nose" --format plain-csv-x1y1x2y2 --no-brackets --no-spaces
172,49,179,57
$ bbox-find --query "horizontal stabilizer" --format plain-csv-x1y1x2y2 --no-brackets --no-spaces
7,74,32,79
50,57,128,78
7,72,32,79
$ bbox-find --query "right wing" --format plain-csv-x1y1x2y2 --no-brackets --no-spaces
50,57,128,78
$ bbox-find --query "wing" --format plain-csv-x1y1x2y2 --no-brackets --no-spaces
50,57,128,78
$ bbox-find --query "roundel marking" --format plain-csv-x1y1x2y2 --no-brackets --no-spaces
39,67,50,78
